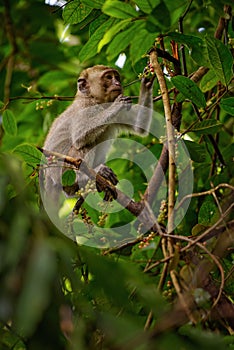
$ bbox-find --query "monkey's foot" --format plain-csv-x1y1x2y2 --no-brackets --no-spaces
96,165,118,201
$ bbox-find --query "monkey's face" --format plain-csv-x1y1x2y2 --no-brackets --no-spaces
77,66,123,103
101,69,123,102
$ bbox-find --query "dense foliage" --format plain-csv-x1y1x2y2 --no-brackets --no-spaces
0,0,234,349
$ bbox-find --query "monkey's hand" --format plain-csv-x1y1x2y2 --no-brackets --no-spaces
141,74,155,91
114,94,132,111
96,165,118,201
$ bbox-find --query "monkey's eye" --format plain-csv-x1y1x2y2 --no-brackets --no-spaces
115,75,121,81
105,74,112,80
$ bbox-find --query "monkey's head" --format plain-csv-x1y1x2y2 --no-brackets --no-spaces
77,65,123,103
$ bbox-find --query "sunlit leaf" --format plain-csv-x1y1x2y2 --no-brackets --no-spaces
134,0,159,14
14,144,45,165
107,21,144,60
102,0,139,19
130,29,155,64
63,0,92,24
82,0,104,8
98,19,132,52
79,18,115,61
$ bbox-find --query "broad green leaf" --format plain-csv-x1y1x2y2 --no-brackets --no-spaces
183,140,206,163
220,97,234,116
98,19,132,52
82,0,104,8
198,198,219,225
188,120,223,135
76,9,101,31
168,32,208,66
107,21,144,60
62,169,76,186
89,13,109,36
79,18,115,61
148,1,171,29
2,110,17,136
171,75,206,108
102,0,139,19
168,32,203,48
130,29,155,64
14,144,45,165
205,36,233,86
63,0,92,24
134,0,159,14
200,69,218,92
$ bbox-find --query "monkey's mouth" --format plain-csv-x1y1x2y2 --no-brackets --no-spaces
110,88,122,93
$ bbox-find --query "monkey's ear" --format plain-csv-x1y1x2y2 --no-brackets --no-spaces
78,78,89,94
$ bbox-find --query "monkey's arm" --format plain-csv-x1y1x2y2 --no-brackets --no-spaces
133,76,155,135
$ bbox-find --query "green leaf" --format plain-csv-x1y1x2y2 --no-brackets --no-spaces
82,0,104,8
148,1,171,29
188,120,223,135
171,75,206,108
14,144,45,165
183,140,206,163
63,0,92,24
62,169,76,186
134,0,159,14
198,198,219,225
220,97,234,116
205,36,233,86
200,69,218,92
2,110,17,136
107,21,144,60
89,13,109,36
79,18,115,61
130,29,155,64
168,32,208,66
102,0,139,19
98,19,132,52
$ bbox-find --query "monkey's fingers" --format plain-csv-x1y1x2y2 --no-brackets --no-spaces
96,182,117,201
103,189,116,201
98,165,118,185
115,94,132,111
142,75,156,89
96,165,118,201
121,96,132,111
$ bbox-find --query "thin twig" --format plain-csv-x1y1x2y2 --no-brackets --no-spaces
150,50,176,241
176,183,234,210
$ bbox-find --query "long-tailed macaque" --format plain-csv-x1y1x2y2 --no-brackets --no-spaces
42,65,154,212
